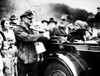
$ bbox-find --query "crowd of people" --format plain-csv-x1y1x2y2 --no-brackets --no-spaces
0,7,100,76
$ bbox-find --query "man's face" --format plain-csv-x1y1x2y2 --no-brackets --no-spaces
49,22,56,27
23,17,33,26
60,19,67,25
60,19,69,27
10,23,17,30
12,19,18,24
48,22,56,30
42,22,48,27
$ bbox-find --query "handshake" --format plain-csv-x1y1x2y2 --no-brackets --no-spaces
30,25,50,39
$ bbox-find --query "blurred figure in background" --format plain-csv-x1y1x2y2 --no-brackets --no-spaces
9,14,18,30
74,20,85,30
95,7,100,21
0,18,16,44
41,20,49,32
68,20,86,42
41,20,48,27
48,18,57,29
2,42,18,76
2,40,18,76
48,18,57,35
0,31,6,76
85,17,97,40
0,18,17,76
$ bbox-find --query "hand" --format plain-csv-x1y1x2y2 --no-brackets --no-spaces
13,57,17,64
59,37,69,43
42,32,50,39
30,25,40,31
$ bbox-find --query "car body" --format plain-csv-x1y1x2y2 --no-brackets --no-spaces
37,37,99,76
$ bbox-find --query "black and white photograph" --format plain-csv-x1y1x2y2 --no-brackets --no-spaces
0,0,100,76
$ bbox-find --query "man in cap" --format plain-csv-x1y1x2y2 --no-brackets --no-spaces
9,14,18,30
48,18,57,29
41,20,49,32
14,10,50,76
41,20,48,26
48,18,57,35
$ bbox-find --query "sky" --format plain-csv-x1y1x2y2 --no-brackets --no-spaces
8,0,100,21
32,0,100,14
10,0,100,14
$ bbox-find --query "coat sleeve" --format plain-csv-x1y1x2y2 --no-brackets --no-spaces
14,27,43,42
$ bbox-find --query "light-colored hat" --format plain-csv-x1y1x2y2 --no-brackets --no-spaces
74,20,85,29
20,10,34,19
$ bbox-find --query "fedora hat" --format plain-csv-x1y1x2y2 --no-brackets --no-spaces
97,7,100,9
41,20,48,24
9,15,18,20
20,10,34,19
48,18,57,24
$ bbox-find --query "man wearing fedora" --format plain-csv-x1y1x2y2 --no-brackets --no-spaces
9,14,18,30
14,10,50,76
41,20,49,32
48,18,57,29
41,20,48,26
48,18,57,35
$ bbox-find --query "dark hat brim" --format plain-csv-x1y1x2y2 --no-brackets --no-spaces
97,7,100,9
9,14,18,20
20,15,33,19
42,20,48,23
9,18,18,20
20,15,25,19
20,10,33,19
49,21,57,24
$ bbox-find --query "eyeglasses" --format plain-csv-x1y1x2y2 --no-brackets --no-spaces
25,16,33,20
7,39,13,42
27,18,32,20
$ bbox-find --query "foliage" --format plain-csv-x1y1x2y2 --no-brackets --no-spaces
50,3,94,22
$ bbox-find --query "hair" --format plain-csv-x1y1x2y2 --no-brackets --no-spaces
61,14,73,23
0,31,6,51
0,31,6,41
0,18,9,31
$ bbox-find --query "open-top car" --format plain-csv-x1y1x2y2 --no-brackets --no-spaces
36,36,100,76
